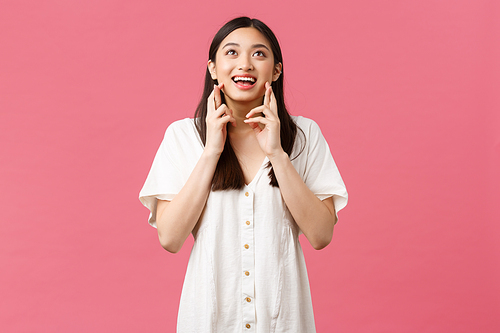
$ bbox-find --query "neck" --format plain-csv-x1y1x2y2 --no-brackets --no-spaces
225,97,263,133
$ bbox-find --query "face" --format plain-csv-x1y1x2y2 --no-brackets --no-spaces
208,27,282,107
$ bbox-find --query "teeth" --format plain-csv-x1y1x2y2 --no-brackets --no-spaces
233,76,255,83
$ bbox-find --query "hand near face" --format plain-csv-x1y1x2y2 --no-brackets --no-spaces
244,82,283,158
205,83,236,156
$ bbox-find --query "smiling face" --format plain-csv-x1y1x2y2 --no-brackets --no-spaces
208,27,282,110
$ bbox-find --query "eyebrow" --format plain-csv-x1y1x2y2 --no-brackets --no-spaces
221,42,270,51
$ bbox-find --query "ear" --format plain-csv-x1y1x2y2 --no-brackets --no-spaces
272,62,282,82
208,60,217,80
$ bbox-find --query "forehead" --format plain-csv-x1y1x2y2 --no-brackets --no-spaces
219,27,271,50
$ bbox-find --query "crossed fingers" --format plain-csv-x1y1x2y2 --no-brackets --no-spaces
207,83,236,127
244,82,278,126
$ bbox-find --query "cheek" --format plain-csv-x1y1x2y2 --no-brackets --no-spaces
261,63,276,79
216,62,233,77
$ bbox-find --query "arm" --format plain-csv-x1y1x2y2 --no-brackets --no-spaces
244,83,336,250
156,151,218,253
156,84,235,253
268,151,337,250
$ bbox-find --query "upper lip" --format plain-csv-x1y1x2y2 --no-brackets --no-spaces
232,74,256,83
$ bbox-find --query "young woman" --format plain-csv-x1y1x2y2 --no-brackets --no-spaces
140,17,347,332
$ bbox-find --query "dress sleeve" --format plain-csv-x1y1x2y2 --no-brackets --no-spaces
139,120,196,228
301,119,348,217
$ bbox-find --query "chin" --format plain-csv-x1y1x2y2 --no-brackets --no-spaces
223,89,263,104
225,93,263,105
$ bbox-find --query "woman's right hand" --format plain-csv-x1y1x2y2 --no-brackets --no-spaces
205,83,236,156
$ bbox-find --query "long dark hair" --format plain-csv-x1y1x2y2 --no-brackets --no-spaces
194,17,304,190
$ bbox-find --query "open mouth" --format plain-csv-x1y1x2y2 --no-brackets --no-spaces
232,75,256,87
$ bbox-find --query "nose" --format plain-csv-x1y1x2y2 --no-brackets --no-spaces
238,55,253,71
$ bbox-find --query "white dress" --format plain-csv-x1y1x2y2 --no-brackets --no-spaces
139,116,348,333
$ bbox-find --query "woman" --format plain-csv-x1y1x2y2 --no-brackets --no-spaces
140,16,347,332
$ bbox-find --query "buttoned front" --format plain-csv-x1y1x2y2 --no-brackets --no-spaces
140,116,348,333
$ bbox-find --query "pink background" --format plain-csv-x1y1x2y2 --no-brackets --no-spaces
1,0,499,332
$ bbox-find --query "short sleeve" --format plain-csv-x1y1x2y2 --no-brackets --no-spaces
300,118,348,217
139,119,202,228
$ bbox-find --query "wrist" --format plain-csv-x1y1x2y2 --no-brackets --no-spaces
268,150,289,165
201,147,222,162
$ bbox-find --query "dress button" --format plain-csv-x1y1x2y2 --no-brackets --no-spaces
246,323,251,329
245,271,250,276
245,192,249,197
246,297,251,302
244,244,249,249
246,221,250,225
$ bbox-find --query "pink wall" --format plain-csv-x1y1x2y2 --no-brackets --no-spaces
1,0,499,331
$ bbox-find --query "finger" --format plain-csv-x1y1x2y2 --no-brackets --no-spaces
214,83,223,109
244,116,271,126
213,106,237,129
214,104,230,118
207,87,216,114
269,87,278,114
246,120,262,134
220,113,236,123
244,117,266,133
217,111,236,130
246,105,266,119
263,84,271,108
248,107,275,122
227,108,237,127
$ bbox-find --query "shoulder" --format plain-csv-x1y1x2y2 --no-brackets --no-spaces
164,118,196,136
291,115,324,141
163,118,200,141
161,118,203,150
292,116,321,133
289,116,325,162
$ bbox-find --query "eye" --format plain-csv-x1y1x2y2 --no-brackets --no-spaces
253,50,265,57
225,49,237,56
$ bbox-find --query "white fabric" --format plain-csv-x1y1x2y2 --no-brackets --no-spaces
139,116,348,333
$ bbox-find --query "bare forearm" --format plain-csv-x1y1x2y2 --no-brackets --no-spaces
269,151,336,250
156,151,219,253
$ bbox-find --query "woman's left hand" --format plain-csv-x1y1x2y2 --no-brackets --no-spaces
244,82,284,158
